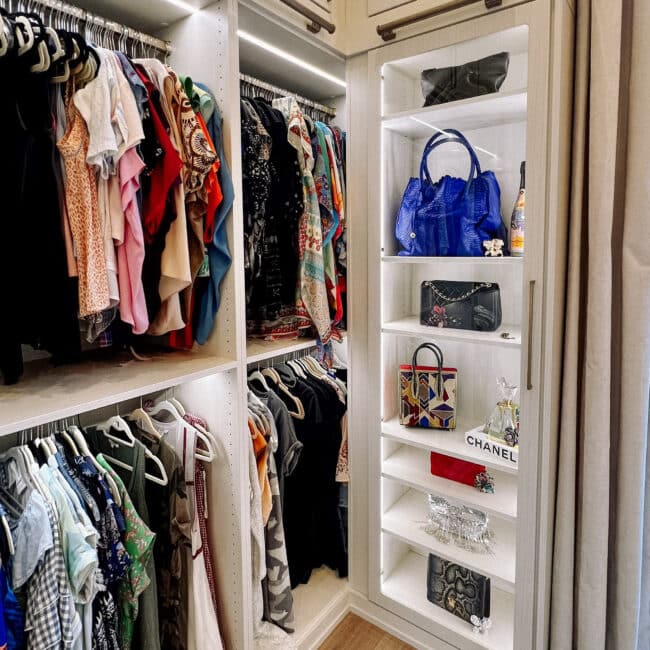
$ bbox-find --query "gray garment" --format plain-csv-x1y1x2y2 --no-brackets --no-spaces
262,453,294,632
249,382,303,504
85,428,161,650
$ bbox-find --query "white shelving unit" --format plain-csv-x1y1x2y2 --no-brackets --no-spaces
362,3,573,648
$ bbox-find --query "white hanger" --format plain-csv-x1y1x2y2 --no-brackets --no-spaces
95,413,136,448
169,397,186,417
68,426,122,506
0,511,14,556
59,429,80,457
47,27,65,62
288,359,307,379
247,369,270,391
0,17,8,57
130,407,162,439
14,16,34,56
30,38,50,73
148,401,215,463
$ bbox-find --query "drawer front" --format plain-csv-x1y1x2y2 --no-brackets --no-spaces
347,0,536,55
367,0,419,17
309,0,333,15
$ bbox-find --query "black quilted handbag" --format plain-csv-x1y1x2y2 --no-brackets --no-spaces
420,281,502,332
427,554,491,624
421,51,510,107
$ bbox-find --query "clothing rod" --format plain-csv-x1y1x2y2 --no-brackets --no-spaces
0,0,172,53
239,73,337,118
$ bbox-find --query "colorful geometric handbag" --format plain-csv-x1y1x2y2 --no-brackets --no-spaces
399,343,457,429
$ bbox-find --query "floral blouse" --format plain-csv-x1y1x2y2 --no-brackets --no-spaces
97,455,156,650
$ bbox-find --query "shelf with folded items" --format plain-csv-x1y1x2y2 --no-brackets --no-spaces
382,317,521,348
382,90,528,139
0,351,237,437
381,418,518,476
381,549,514,650
382,444,517,521
382,486,516,592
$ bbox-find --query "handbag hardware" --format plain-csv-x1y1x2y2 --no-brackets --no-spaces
410,342,444,399
424,281,494,303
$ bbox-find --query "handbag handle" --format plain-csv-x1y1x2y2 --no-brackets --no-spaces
419,129,482,192
411,342,445,397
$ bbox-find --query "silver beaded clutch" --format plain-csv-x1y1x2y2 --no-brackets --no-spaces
425,495,494,553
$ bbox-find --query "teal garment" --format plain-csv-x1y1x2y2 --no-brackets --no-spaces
313,122,338,246
39,465,98,604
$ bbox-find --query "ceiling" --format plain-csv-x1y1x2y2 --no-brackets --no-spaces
66,1,347,103
74,0,211,32
238,3,346,103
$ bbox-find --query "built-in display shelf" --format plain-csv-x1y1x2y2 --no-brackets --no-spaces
382,90,528,139
382,256,524,266
382,445,517,521
382,317,521,348
382,551,514,650
382,488,516,592
382,418,518,475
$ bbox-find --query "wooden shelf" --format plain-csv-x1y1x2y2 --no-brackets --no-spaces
382,256,524,266
382,418,518,475
382,90,527,139
382,489,516,592
246,337,318,364
382,445,517,521
382,551,514,650
0,352,237,437
382,317,521,348
246,331,347,364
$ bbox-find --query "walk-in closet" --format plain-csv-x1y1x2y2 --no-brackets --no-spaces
0,0,584,648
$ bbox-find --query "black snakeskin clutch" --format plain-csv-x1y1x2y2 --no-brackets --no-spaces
426,554,491,624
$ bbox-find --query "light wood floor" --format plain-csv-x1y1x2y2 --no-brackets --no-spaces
319,614,414,649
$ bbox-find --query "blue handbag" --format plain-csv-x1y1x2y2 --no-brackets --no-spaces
395,129,508,257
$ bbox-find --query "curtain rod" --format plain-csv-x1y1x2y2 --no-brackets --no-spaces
0,0,172,54
239,73,336,118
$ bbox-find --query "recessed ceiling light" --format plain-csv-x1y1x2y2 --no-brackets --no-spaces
237,29,346,89
162,0,199,13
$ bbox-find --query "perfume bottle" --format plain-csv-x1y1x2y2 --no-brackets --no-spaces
509,161,526,257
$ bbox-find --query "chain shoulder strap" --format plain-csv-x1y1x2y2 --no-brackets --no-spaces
423,282,494,303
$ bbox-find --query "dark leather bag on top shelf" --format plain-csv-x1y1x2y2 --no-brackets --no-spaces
421,51,510,107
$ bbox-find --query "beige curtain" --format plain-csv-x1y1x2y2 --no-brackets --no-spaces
550,0,650,648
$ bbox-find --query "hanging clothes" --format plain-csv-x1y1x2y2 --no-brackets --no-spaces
0,13,232,386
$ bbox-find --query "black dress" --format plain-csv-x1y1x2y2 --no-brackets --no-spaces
0,50,80,385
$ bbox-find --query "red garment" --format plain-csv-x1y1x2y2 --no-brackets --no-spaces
136,68,182,244
196,113,223,245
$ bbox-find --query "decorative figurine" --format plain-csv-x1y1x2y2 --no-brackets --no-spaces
483,238,505,257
